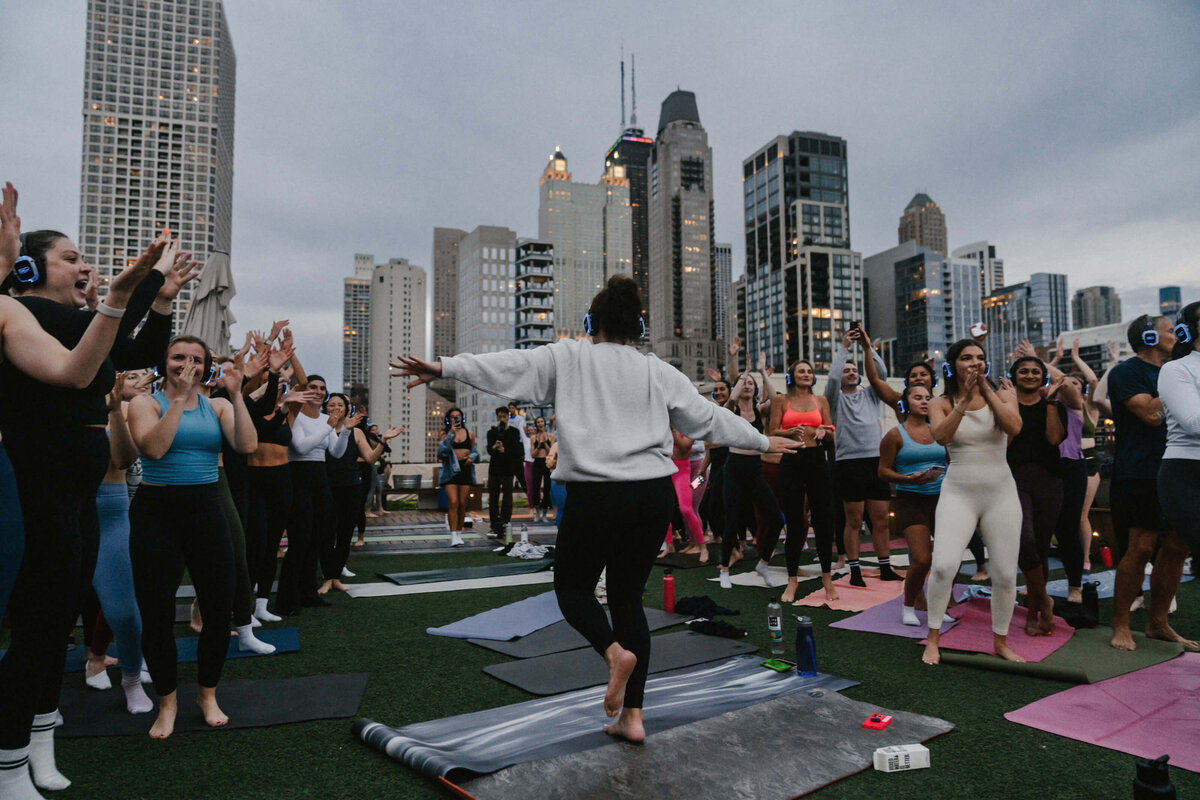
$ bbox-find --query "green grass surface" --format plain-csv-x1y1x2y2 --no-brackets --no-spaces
16,549,1200,799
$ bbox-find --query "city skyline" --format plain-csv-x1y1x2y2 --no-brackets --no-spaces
3,1,1198,388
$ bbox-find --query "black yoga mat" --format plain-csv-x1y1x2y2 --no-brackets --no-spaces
455,689,953,800
354,655,857,779
654,543,755,570
379,559,553,586
483,630,757,695
467,608,690,659
58,673,368,737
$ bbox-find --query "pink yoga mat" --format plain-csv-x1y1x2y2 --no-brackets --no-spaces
920,597,1074,662
857,538,907,553
1005,653,1200,773
794,576,905,612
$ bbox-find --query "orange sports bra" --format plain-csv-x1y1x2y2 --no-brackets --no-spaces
781,400,823,429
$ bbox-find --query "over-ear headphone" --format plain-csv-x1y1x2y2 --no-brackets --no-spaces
582,312,647,339
157,344,214,387
1130,314,1161,350
897,398,907,415
1142,329,1159,347
942,360,991,379
13,233,40,285
1175,310,1196,345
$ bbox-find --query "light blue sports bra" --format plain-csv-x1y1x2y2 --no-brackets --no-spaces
139,392,222,485
894,423,946,495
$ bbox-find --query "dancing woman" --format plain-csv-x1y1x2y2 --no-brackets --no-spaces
1158,301,1200,572
922,339,1024,665
668,429,707,563
438,407,478,547
392,275,797,742
530,417,555,522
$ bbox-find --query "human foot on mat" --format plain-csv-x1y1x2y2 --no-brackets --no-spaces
1146,623,1199,651
197,690,228,728
1110,625,1137,651
603,646,636,718
603,707,645,743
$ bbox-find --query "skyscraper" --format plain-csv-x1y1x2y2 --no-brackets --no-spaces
1071,285,1122,329
515,239,554,348
538,148,631,339
367,258,427,464
713,242,732,343
1160,286,1182,318
898,193,947,256
981,273,1069,368
342,253,373,399
951,241,1005,297
648,90,720,379
455,226,517,434
431,227,466,401
79,0,236,333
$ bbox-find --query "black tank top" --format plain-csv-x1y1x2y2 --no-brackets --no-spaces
1007,399,1064,476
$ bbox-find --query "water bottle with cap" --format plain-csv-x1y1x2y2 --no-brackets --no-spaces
767,598,784,656
662,569,675,614
794,615,818,677
1133,754,1175,799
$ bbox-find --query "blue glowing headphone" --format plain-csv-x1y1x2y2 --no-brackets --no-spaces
1175,314,1196,345
582,312,646,340
13,233,40,285
1142,328,1159,347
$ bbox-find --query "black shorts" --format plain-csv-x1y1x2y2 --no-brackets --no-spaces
1083,447,1101,477
892,491,938,533
1111,478,1169,533
835,457,891,503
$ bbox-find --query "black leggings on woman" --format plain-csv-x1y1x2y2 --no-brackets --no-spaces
1055,457,1088,587
1159,459,1200,555
130,483,234,696
722,453,784,569
278,461,332,611
0,427,107,748
761,450,835,575
327,484,361,579
553,476,674,710
1013,464,1064,573
247,464,292,600
531,457,553,509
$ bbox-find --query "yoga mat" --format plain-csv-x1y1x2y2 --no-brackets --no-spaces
58,673,368,738
176,580,277,599
921,598,1072,663
483,630,758,695
1005,653,1200,772
354,655,856,780
428,591,563,640
857,537,907,553
31,628,300,674
655,543,751,570
704,564,851,588
379,559,553,586
793,576,905,612
1023,569,1194,600
345,572,554,598
454,688,954,799
468,608,690,658
829,591,967,639
939,627,1185,683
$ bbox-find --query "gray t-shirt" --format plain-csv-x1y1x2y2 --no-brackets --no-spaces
823,346,887,462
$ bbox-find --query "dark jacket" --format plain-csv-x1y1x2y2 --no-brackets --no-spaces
486,423,523,475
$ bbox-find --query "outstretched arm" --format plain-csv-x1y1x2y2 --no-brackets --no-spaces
393,346,557,407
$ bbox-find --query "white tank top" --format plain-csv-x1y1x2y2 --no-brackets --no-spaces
947,404,1007,464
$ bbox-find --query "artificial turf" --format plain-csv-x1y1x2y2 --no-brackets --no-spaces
10,547,1199,799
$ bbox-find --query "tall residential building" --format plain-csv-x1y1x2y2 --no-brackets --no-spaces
648,90,720,379
713,242,732,343
538,148,631,338
80,0,236,334
728,275,747,356
980,273,1069,369
455,226,517,436
889,247,980,367
951,241,1005,297
898,193,947,256
1160,286,1182,318
367,258,427,464
605,129,654,322
1071,285,1122,329
431,227,466,402
742,132,862,372
342,253,374,399
515,239,555,348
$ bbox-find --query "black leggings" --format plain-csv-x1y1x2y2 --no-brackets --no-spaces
328,484,361,578
279,461,332,611
1056,458,1088,587
0,426,108,748
246,464,292,600
1013,464,1064,573
553,476,674,709
763,450,835,575
722,453,783,569
1159,459,1200,555
357,462,373,537
531,458,553,509
130,483,234,696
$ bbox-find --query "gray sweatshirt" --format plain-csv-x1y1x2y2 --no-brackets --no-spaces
1159,350,1200,461
823,345,888,462
440,338,770,482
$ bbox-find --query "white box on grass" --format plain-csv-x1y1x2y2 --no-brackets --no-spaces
873,743,930,772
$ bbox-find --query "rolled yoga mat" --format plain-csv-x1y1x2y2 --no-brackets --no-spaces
353,655,857,780
468,608,690,658
453,687,954,799
379,559,553,586
59,673,368,737
482,630,757,695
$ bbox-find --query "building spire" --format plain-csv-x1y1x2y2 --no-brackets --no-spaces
630,53,638,127
620,46,626,130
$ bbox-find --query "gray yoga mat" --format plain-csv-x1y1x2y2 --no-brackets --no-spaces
468,608,691,658
483,630,757,695
428,591,563,640
380,559,553,586
58,673,368,737
456,689,954,800
354,655,857,779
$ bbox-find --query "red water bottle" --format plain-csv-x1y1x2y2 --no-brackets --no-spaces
1100,546,1113,568
663,568,675,614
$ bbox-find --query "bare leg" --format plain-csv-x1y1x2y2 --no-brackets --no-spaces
994,633,1025,662
189,599,202,634
820,573,839,603
1022,565,1054,636
603,641,636,718
1145,532,1198,650
867,500,896,575
196,686,228,728
843,501,865,586
903,525,932,608
1080,473,1100,569
1111,528,1157,651
603,706,646,743
922,628,940,664
149,691,178,739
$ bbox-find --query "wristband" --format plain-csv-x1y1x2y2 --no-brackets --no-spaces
95,301,126,319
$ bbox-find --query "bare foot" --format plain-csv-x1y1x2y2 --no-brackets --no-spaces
603,708,645,743
816,576,839,604
603,645,637,718
994,643,1026,662
781,580,798,604
149,694,177,739
331,580,349,592
1110,626,1137,651
1146,623,1200,651
971,569,989,582
1038,597,1056,635
1067,587,1083,604
1025,606,1042,637
189,600,203,634
698,549,709,564
317,580,333,595
834,555,846,571
922,642,940,665
196,689,228,728
680,544,702,555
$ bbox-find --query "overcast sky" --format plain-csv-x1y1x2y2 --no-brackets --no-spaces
3,1,1198,389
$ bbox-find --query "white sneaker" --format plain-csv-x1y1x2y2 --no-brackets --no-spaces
719,571,732,589
341,567,355,578
450,531,464,547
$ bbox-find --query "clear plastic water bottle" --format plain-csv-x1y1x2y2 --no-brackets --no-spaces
767,598,784,656
794,615,818,677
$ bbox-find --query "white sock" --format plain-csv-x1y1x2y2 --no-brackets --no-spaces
250,614,262,628
719,571,732,589
755,562,774,587
122,674,154,715
0,747,44,800
341,566,355,578
236,625,276,655
253,598,282,623
943,613,956,624
29,712,69,791
901,606,920,626
139,663,153,685
84,663,111,691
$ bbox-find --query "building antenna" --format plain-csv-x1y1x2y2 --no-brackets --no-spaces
630,53,638,127
620,45,626,129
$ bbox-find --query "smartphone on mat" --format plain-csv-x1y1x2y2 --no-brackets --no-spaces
761,658,796,672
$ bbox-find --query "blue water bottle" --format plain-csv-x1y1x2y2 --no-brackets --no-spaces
794,615,818,677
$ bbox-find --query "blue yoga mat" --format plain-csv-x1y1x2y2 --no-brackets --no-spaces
1031,569,1194,600
35,627,302,673
427,591,563,640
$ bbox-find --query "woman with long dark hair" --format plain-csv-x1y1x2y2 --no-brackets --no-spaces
392,275,797,742
438,406,478,547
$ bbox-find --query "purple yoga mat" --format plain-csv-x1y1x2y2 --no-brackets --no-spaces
829,588,967,639
920,597,1074,662
1005,653,1200,772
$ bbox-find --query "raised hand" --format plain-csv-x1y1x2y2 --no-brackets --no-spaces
129,369,157,393
958,367,980,397
282,386,320,406
107,372,126,412
268,342,294,374
382,426,403,440
841,328,857,349
107,237,167,303
345,409,367,429
176,359,200,396
218,355,245,395
280,327,294,355
0,182,21,277
757,351,767,373
84,272,99,311
728,337,741,359
389,355,441,388
996,377,1016,401
244,347,269,380
151,233,178,274
155,249,201,306
1106,340,1119,365
1051,339,1064,365
268,319,289,344
704,366,722,383
326,406,345,429
1015,338,1036,358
